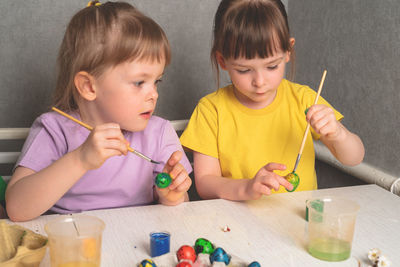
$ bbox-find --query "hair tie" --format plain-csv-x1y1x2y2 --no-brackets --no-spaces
87,0,101,7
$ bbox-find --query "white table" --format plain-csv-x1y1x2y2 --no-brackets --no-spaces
10,184,400,266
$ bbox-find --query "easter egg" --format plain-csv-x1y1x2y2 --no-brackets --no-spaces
285,172,300,192
155,173,172,188
209,247,231,265
194,238,215,254
248,261,261,267
139,259,157,267
176,261,192,267
177,245,196,263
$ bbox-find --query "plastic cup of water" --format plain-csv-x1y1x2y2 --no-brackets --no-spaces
45,214,105,267
306,196,360,261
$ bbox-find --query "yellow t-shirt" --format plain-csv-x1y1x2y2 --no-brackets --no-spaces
180,79,343,193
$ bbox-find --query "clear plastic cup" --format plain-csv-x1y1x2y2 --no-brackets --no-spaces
306,196,360,262
45,214,105,267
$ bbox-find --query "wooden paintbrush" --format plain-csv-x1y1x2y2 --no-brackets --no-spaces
52,107,160,164
292,70,327,173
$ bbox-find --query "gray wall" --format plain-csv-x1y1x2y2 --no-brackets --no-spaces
0,0,222,126
288,0,400,186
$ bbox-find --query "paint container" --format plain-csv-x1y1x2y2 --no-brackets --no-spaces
149,231,170,257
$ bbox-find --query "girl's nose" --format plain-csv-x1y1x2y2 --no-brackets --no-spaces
252,71,265,88
148,85,159,101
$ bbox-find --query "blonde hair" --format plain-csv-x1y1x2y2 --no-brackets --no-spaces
211,0,295,86
53,2,171,111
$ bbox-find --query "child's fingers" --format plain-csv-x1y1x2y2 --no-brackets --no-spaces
257,173,293,193
307,105,334,122
96,123,121,131
170,173,192,192
168,170,186,190
260,175,282,191
93,124,126,143
278,175,294,191
156,187,168,198
310,112,337,136
311,109,333,125
104,139,128,155
168,163,184,180
164,151,183,173
263,162,287,172
311,117,329,134
306,104,325,121
258,184,272,195
94,123,125,140
92,124,128,155
102,148,125,159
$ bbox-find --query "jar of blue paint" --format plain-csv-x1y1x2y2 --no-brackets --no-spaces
149,231,170,257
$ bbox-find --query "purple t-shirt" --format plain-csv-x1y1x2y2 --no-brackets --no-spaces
17,111,192,214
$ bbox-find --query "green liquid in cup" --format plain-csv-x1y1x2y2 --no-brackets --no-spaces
308,238,351,261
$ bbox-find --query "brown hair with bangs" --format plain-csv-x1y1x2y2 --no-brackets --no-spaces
53,1,171,112
211,0,295,86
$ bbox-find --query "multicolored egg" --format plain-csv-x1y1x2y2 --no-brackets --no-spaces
209,247,231,265
177,245,196,263
139,259,157,267
155,173,172,188
285,172,300,192
248,261,261,267
194,238,215,254
176,261,192,267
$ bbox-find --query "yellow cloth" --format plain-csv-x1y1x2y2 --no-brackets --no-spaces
180,79,343,193
0,220,47,266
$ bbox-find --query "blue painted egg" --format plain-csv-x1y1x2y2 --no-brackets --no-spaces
248,261,261,267
209,247,231,265
139,259,157,267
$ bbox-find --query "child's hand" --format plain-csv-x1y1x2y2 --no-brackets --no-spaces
306,104,344,141
156,151,192,206
245,163,293,199
76,123,128,170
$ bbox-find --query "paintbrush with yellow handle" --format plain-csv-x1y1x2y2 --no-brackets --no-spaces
52,107,160,164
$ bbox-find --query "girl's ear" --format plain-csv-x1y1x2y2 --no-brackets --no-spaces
74,71,97,101
286,37,296,62
216,52,228,70
290,37,296,48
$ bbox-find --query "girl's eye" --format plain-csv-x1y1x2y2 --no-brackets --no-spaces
155,79,163,85
134,81,144,87
267,65,278,70
236,69,250,74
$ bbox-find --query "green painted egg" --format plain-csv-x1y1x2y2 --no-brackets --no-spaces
194,238,214,254
155,173,172,188
285,172,300,192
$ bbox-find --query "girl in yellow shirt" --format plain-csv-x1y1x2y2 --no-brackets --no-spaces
180,0,364,200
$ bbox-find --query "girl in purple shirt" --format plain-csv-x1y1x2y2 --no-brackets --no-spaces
6,1,192,221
